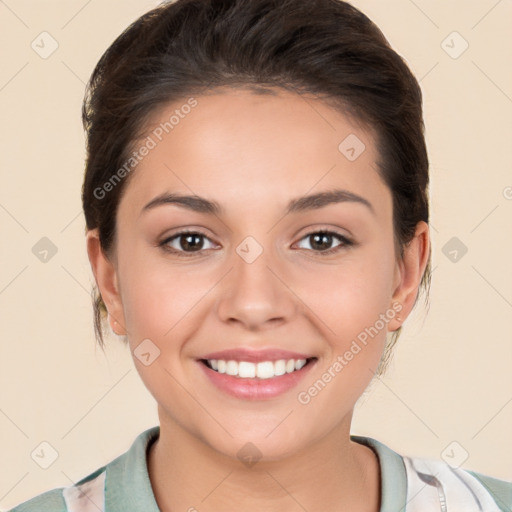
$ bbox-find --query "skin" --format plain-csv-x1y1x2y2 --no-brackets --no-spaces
87,87,430,512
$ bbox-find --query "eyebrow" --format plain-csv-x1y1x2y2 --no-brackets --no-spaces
140,188,375,217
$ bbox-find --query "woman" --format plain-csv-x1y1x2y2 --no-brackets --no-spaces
9,0,511,510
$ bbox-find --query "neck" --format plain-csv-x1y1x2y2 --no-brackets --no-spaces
147,410,381,512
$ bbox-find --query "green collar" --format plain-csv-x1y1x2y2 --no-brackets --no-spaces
351,434,407,511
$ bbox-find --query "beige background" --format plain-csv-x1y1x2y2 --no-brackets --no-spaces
1,0,511,509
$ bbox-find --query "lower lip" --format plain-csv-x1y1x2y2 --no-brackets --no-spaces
197,359,317,400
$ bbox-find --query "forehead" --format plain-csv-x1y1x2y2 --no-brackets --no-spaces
119,87,390,220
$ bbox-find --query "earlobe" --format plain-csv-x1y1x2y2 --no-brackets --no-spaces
389,221,430,331
86,229,127,335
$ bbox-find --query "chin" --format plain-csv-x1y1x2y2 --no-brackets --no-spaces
199,420,318,465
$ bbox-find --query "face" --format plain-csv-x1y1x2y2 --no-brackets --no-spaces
89,87,427,461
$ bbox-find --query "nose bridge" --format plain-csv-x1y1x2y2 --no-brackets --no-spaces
215,235,296,329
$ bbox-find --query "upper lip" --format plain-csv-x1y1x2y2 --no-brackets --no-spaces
199,348,315,363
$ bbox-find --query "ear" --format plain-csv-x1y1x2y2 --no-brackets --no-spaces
86,229,127,335
389,221,430,331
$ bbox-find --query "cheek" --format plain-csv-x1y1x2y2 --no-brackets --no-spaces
122,271,206,344
115,239,206,341
115,248,209,400
297,240,397,342
295,247,396,415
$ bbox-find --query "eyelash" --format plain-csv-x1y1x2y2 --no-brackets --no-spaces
158,229,354,258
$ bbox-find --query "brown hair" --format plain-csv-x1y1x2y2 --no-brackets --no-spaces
81,0,431,374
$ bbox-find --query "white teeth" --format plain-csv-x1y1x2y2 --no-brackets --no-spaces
205,358,309,379
274,359,286,376
295,359,307,370
256,361,274,379
225,360,238,376
238,361,256,378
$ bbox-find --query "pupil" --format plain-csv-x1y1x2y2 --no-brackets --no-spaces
182,234,203,251
312,233,331,251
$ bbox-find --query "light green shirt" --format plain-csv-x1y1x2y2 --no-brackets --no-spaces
8,426,512,511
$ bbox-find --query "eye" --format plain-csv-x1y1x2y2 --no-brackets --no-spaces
159,229,353,257
159,230,217,256
295,230,353,255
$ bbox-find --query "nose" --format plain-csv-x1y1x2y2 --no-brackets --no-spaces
215,242,298,331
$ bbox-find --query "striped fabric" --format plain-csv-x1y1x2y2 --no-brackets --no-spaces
403,456,502,511
62,472,105,512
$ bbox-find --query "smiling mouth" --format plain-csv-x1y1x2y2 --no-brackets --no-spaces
200,357,317,379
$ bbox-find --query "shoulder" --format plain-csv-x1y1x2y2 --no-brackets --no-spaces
6,488,67,512
6,427,159,512
404,455,512,512
465,469,512,511
6,467,107,512
351,435,511,512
